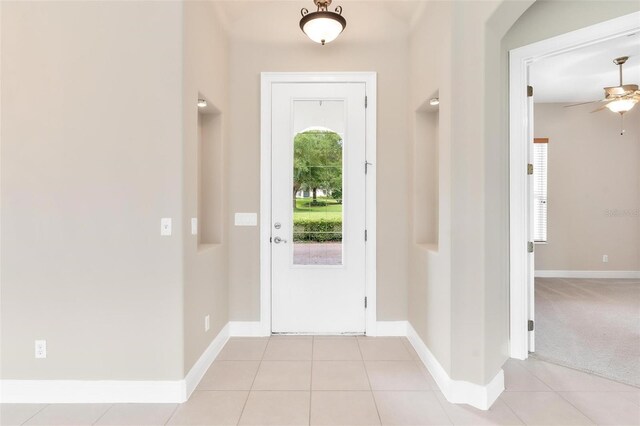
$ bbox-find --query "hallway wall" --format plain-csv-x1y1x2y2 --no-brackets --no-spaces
408,0,454,376
182,1,230,374
407,0,535,387
225,8,411,322
1,1,184,380
407,0,639,388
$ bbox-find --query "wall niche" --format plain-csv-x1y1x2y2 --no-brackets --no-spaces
197,101,223,246
414,98,439,247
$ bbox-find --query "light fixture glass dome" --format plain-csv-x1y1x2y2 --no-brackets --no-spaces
605,98,638,114
300,1,346,45
301,15,344,45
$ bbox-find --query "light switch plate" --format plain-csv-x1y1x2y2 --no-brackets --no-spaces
161,218,172,236
235,212,257,227
191,218,198,235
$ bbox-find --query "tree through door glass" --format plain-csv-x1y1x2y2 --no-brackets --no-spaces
292,100,345,265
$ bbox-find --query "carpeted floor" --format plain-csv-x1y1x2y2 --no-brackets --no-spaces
534,277,640,387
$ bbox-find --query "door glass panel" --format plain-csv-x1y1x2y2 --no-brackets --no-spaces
292,100,344,265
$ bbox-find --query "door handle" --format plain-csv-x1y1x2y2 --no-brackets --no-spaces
273,236,288,244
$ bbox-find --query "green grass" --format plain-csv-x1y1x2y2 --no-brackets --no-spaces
294,197,342,220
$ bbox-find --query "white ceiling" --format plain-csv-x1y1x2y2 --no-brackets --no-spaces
531,32,640,103
214,0,425,44
213,2,640,102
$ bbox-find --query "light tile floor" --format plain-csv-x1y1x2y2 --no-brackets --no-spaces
2,336,639,425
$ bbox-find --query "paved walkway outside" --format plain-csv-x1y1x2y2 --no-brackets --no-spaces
293,242,342,265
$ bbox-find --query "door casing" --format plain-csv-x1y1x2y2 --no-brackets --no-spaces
508,12,640,360
260,72,378,336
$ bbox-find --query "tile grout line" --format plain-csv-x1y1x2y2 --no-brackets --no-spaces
530,355,640,391
554,390,600,425
91,403,114,425
403,338,456,425
517,361,560,393
356,336,382,425
509,362,553,392
163,402,181,426
516,358,637,395
431,390,455,426
236,336,269,425
497,394,529,426
19,403,49,426
503,361,621,426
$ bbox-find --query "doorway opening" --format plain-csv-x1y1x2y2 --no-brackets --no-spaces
509,12,640,386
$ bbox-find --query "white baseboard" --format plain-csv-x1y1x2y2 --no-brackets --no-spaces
0,323,230,404
535,270,640,279
406,322,503,410
1,320,504,408
184,323,230,399
374,321,407,336
229,321,270,337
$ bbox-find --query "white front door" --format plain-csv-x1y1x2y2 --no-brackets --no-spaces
271,82,367,334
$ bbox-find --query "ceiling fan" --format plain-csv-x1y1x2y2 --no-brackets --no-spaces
565,56,639,114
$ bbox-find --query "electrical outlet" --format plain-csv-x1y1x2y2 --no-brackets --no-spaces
603,255,609,263
204,315,210,332
35,340,47,359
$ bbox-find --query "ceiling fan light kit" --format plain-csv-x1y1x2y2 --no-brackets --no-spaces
605,98,638,113
300,0,346,45
565,56,639,135
602,56,639,115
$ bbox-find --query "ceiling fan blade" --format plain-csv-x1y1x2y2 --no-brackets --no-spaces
590,104,609,113
564,100,602,108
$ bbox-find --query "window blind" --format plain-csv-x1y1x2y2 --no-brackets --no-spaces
533,138,548,242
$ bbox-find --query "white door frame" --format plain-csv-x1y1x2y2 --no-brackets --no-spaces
260,72,377,336
509,12,640,359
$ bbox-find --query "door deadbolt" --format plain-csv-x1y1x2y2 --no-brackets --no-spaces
274,222,281,229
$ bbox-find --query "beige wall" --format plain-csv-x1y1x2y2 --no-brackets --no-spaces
1,1,184,379
407,0,533,385
226,7,411,322
182,1,230,373
407,0,639,386
408,0,454,375
534,103,640,271
2,0,638,390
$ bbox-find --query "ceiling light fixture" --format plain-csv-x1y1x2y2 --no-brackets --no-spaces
300,0,346,46
429,98,440,106
605,98,637,114
565,56,639,135
197,99,207,108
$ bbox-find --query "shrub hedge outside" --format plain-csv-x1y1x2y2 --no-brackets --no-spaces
293,217,342,242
